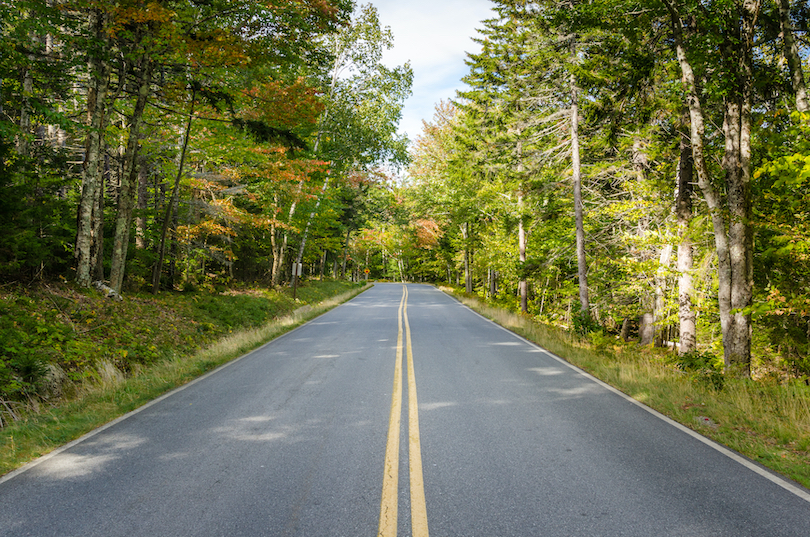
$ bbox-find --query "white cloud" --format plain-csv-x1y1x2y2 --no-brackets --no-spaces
371,0,494,139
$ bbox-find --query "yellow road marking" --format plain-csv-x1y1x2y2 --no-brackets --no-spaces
378,288,405,537
404,286,429,536
378,285,430,537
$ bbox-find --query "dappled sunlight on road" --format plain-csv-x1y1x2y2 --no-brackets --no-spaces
419,401,458,411
208,415,298,443
33,452,118,480
544,385,602,398
527,367,565,376
32,433,146,480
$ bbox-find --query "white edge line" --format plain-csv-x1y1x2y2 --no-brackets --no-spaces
0,293,361,486
451,291,810,505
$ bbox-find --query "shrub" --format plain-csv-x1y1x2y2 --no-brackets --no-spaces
673,350,725,390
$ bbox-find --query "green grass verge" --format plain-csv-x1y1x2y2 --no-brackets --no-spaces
0,281,370,477
443,287,810,490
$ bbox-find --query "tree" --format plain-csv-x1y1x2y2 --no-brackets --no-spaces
286,1,413,288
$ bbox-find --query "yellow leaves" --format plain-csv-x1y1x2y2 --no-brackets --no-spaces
106,1,175,38
116,1,174,24
241,77,324,129
412,219,442,249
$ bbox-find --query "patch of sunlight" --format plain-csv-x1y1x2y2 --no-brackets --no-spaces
239,416,276,423
477,399,511,406
350,419,374,428
420,401,459,411
231,431,287,442
158,452,190,461
35,452,118,479
528,367,565,376
211,421,293,443
84,433,147,452
34,432,147,479
545,385,601,397
633,392,650,403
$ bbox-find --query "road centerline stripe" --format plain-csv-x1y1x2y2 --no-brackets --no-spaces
404,286,429,536
378,288,406,537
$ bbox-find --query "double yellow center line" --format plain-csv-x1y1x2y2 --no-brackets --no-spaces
378,285,429,537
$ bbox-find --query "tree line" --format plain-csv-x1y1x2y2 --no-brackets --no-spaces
4,0,810,383
393,0,810,379
1,0,411,294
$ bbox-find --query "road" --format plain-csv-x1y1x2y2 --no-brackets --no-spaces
1,283,809,536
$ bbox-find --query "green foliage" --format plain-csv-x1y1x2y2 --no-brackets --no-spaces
0,281,360,405
573,310,601,336
0,139,76,281
672,350,725,390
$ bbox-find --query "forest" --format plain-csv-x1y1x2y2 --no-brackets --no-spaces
402,0,810,382
1,0,809,409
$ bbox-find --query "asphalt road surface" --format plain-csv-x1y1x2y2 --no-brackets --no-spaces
1,283,809,536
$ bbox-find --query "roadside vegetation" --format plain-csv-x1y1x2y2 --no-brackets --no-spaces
445,287,810,490
0,280,367,476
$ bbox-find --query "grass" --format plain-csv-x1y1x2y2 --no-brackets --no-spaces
0,280,369,477
443,287,810,490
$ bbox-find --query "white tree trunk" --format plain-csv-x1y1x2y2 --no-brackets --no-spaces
677,135,696,354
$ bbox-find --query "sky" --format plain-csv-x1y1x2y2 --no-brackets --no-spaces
370,0,495,141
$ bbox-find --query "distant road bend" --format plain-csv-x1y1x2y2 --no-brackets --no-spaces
1,283,809,536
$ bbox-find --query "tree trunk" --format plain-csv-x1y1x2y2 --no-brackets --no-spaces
91,167,105,282
677,133,696,355
639,312,655,346
76,9,111,288
341,228,351,278
571,75,589,318
151,88,195,293
16,63,33,155
320,250,327,280
518,197,528,314
274,210,292,286
110,57,153,293
135,160,148,249
620,318,632,342
665,0,755,375
778,0,809,112
463,222,473,293
290,173,330,290
654,244,673,347
723,0,757,376
516,136,528,314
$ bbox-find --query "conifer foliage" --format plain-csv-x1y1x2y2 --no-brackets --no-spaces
404,0,810,378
